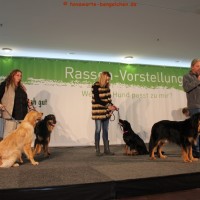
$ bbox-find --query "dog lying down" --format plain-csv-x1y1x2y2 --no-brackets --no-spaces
149,113,200,162
119,119,148,155
0,110,43,168
33,114,56,157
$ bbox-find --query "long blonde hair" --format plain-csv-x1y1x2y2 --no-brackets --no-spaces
98,71,111,87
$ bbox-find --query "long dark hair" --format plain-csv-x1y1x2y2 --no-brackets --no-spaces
5,69,23,89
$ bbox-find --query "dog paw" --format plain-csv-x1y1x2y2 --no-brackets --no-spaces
12,163,20,167
32,161,39,165
191,158,198,162
160,155,167,159
44,153,50,158
183,159,192,163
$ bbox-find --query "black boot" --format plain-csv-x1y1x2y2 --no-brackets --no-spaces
103,140,115,155
192,144,200,158
193,151,200,158
95,142,103,156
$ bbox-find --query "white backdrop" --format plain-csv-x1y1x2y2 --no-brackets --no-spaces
27,83,187,147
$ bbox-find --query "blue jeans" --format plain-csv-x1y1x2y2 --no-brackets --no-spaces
95,119,109,143
189,108,200,153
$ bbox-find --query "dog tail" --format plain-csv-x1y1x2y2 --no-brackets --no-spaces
142,140,149,154
144,147,149,154
138,147,149,155
148,135,154,156
140,142,149,155
142,143,149,155
149,123,158,156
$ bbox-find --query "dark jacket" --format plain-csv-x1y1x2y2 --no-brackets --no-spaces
182,71,200,109
0,81,28,120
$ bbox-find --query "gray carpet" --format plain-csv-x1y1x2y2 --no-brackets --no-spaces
0,144,200,190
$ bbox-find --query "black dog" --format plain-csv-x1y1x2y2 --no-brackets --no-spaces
149,113,200,162
119,119,148,155
33,114,56,157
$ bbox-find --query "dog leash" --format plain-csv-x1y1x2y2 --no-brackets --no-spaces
114,109,124,131
1,99,36,124
109,109,124,132
2,107,20,124
110,109,121,122
117,109,121,121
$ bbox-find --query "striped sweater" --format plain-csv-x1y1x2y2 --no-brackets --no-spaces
92,82,112,120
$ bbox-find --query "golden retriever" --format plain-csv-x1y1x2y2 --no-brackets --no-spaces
0,110,43,168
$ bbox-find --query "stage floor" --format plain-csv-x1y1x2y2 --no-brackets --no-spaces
0,144,200,199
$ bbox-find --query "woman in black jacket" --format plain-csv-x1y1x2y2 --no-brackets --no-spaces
0,69,29,120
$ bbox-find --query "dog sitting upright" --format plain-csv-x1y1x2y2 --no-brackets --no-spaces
33,114,56,157
0,110,43,168
119,119,148,155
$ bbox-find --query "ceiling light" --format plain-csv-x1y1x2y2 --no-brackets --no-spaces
124,56,134,59
123,56,134,64
2,48,12,53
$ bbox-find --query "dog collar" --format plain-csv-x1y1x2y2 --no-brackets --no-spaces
123,131,129,134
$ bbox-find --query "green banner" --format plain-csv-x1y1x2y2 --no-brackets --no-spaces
0,56,188,90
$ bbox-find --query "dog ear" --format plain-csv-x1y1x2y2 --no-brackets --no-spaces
44,115,48,120
24,111,35,121
24,111,42,125
45,114,54,120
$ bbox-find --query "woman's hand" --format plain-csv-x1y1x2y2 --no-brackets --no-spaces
0,104,5,110
113,105,119,111
108,105,118,111
27,99,32,107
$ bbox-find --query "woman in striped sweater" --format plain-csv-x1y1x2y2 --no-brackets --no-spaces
92,71,118,156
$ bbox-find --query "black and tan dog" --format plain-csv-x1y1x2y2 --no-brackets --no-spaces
149,113,200,162
119,119,148,155
33,114,56,157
